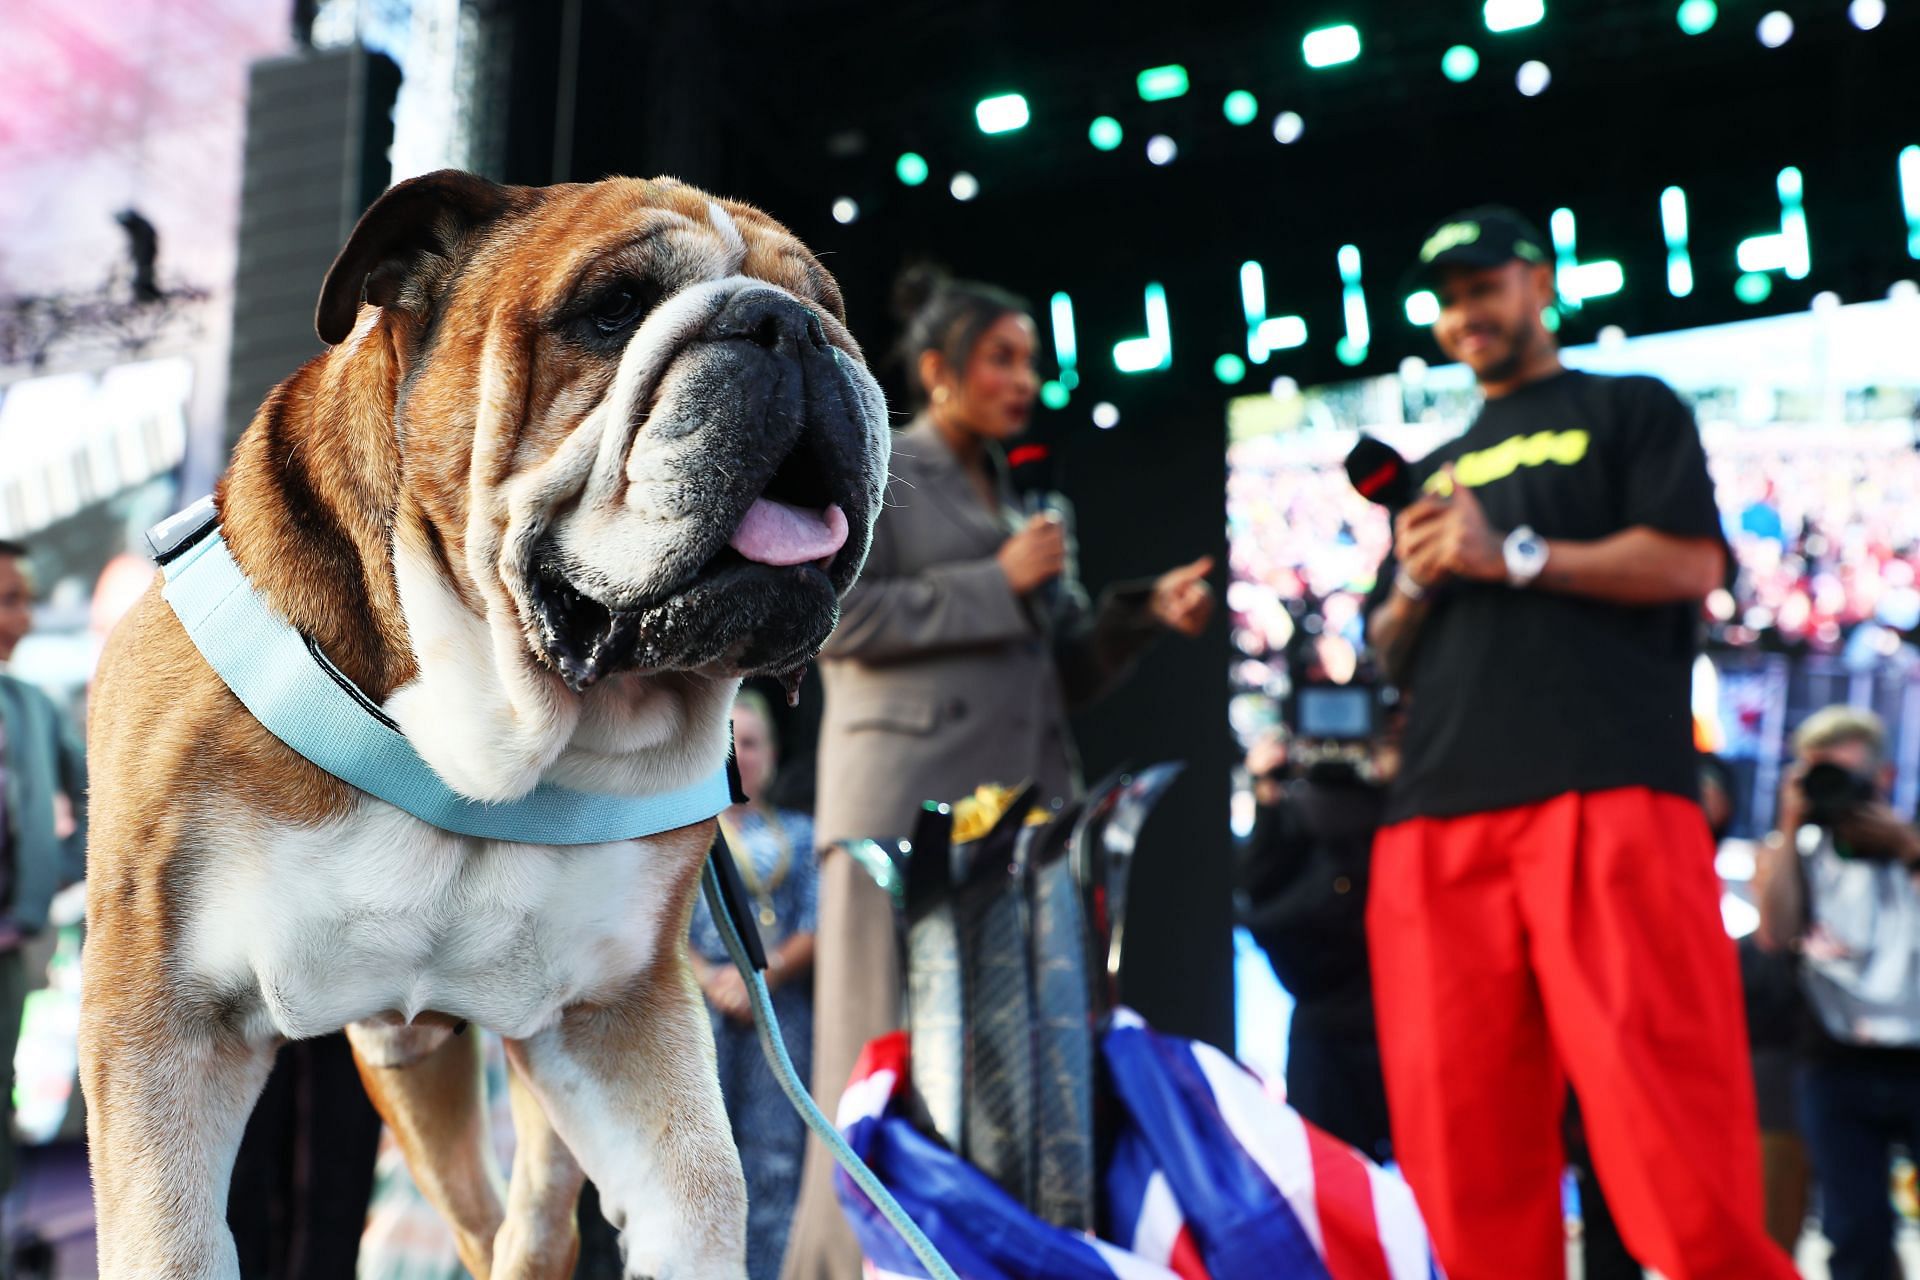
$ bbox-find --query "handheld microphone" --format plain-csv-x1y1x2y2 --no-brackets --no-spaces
1344,436,1415,512
1007,443,1075,610
1008,443,1058,518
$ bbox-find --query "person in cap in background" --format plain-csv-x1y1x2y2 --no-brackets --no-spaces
1361,208,1793,1279
0,541,86,1245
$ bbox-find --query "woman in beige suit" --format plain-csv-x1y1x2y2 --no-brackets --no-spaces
781,270,1213,1279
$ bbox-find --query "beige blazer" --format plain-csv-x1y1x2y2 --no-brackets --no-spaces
814,416,1156,845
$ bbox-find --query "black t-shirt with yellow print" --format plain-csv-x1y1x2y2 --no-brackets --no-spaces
1375,369,1723,825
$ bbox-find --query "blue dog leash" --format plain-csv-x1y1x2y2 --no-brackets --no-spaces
700,836,960,1280
149,498,960,1280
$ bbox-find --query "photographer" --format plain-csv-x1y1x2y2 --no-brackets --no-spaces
1236,693,1395,1164
1756,706,1920,1280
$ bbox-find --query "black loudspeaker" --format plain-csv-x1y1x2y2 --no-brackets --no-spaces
224,46,400,447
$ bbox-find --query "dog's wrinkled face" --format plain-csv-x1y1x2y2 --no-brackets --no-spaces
518,272,878,690
324,173,888,698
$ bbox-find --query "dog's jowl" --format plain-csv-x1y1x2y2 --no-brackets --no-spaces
79,172,889,1280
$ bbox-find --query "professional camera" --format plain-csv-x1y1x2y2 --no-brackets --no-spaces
1799,760,1877,828
1275,680,1397,784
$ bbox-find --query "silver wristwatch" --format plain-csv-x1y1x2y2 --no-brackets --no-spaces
1503,525,1549,588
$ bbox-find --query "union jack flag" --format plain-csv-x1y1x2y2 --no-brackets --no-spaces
834,1008,1440,1280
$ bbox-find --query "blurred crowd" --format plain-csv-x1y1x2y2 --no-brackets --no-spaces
1229,433,1920,746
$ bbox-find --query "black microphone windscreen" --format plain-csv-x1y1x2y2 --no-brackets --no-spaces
1344,436,1414,511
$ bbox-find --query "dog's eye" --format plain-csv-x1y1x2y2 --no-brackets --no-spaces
590,288,642,334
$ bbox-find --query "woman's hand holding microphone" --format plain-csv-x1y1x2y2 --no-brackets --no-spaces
997,514,1215,637
997,513,1069,595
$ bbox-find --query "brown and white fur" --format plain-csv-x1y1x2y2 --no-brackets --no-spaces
79,171,889,1279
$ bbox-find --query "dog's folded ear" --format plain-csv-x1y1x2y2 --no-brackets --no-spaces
315,170,518,346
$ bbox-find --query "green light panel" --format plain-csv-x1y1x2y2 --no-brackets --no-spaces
1137,65,1190,101
1302,25,1361,69
1661,186,1694,297
1549,207,1625,306
1050,292,1078,388
1337,244,1369,363
1676,0,1717,35
1735,166,1810,280
1113,283,1172,373
1551,207,1579,308
1239,261,1307,361
895,153,929,186
1484,0,1545,34
1442,45,1480,82
1901,145,1920,257
975,94,1030,134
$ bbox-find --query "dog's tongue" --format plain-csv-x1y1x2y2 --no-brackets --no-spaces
729,499,848,567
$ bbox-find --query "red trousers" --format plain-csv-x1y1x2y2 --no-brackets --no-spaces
1366,787,1797,1280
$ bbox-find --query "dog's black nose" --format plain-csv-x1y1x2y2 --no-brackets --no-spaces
705,291,828,357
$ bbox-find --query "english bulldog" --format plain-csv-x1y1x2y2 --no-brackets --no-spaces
80,171,888,1279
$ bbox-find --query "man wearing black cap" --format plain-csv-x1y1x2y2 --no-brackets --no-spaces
1362,208,1794,1280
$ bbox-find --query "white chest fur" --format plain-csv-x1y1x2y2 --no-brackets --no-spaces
183,798,687,1044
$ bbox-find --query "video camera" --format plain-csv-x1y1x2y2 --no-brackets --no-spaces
1274,680,1397,784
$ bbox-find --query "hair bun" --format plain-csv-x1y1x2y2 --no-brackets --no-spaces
891,261,951,325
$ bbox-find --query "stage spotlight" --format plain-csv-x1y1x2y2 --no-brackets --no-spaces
1137,65,1189,101
1302,24,1361,69
1092,402,1120,429
1484,0,1545,34
1598,324,1627,348
1757,11,1793,47
1890,280,1919,302
1398,356,1429,383
1516,60,1551,96
1735,271,1773,303
1442,45,1480,82
1676,0,1717,34
1040,381,1070,410
1214,354,1247,385
1270,375,1299,398
1146,134,1178,165
950,171,980,201
1811,290,1841,312
1849,0,1885,29
895,152,929,186
1223,90,1258,125
975,93,1029,134
1272,111,1305,144
1404,291,1441,325
1089,116,1123,151
830,197,858,224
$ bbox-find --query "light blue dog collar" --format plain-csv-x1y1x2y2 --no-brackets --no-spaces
150,497,731,844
